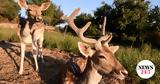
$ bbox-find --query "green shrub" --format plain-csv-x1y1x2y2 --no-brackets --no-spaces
116,45,160,83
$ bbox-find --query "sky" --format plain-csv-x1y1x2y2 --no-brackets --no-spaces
52,0,160,15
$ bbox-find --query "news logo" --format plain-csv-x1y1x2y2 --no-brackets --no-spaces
136,60,155,79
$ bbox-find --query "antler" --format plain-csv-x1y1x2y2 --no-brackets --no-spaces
97,33,119,54
62,8,115,53
61,8,97,44
102,16,107,36
96,33,113,53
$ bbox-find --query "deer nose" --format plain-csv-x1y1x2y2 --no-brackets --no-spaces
36,16,42,21
121,69,128,75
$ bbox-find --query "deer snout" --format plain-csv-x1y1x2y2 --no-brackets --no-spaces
118,69,128,80
121,69,128,75
113,69,128,80
36,16,43,21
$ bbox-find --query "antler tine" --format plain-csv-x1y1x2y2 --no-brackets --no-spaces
61,8,80,35
62,8,97,44
95,33,112,52
99,33,112,43
102,16,107,36
79,22,97,44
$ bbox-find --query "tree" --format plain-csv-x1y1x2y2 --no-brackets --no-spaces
42,4,63,26
112,0,149,47
148,6,160,46
0,0,63,25
94,2,112,35
148,6,160,32
0,0,18,22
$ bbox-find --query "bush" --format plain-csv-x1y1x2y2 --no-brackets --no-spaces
116,45,160,83
0,0,18,21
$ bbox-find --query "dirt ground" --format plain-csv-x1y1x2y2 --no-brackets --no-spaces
0,41,71,84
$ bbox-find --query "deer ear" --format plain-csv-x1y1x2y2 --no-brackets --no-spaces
40,2,51,11
78,42,95,58
17,0,28,9
109,46,119,54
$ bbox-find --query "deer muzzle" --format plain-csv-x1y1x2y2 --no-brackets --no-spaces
36,16,43,21
115,69,128,80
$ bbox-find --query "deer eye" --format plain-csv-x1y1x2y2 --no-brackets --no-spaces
27,9,31,11
98,55,106,59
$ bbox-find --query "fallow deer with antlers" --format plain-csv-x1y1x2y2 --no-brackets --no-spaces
61,8,128,84
17,0,50,74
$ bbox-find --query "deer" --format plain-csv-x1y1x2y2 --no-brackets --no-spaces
17,0,50,74
61,8,128,84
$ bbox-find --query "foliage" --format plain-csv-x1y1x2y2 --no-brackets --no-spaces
0,0,63,25
43,4,63,26
113,0,149,38
0,0,160,83
148,6,160,32
72,0,160,47
94,2,112,26
65,13,101,38
116,44,160,83
0,27,159,83
75,13,101,37
0,0,18,21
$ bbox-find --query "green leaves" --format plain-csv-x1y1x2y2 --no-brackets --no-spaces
42,4,63,26
148,6,160,32
114,0,149,32
0,0,18,21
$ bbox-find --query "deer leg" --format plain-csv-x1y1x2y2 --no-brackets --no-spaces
39,47,44,63
38,40,44,63
32,42,39,72
19,43,26,74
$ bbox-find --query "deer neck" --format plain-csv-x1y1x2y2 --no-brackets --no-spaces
19,16,42,37
19,21,31,36
87,66,102,84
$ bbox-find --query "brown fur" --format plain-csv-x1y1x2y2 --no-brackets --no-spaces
17,0,50,74
62,8,128,84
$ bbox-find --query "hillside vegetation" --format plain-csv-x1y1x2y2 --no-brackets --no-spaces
0,27,159,83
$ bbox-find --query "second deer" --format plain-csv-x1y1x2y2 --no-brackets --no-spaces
17,0,50,74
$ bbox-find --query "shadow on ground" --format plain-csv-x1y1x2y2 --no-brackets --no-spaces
0,41,70,84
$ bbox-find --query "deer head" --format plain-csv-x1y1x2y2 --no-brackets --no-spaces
18,0,50,21
62,8,128,80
